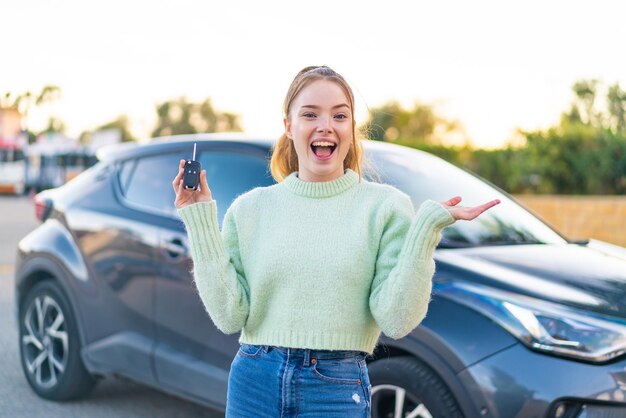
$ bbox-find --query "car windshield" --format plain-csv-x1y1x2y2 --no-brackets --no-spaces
365,144,568,247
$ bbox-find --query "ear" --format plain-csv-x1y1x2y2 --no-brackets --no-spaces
283,117,292,140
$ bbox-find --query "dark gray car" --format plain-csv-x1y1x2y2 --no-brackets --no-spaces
15,134,626,417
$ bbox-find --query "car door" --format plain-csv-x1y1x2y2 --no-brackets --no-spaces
80,152,184,385
154,143,274,407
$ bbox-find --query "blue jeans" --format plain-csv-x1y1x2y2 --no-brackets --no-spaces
226,344,372,417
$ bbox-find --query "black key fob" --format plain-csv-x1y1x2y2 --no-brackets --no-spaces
183,160,201,190
183,143,201,190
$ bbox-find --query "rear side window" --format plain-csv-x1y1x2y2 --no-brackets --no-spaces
119,153,181,216
118,159,137,193
118,149,273,220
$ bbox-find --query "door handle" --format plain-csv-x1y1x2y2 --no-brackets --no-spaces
161,238,187,258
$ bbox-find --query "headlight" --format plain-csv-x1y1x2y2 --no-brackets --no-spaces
435,281,626,363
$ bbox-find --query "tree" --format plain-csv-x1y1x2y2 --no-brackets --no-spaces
79,115,137,144
1,85,62,141
483,79,626,195
35,85,61,106
1,85,61,118
571,79,599,126
152,97,242,137
607,83,626,133
468,78,624,195
364,101,462,147
98,115,136,142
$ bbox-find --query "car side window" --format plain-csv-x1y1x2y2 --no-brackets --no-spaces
120,153,181,216
117,149,274,220
118,159,137,193
198,150,274,224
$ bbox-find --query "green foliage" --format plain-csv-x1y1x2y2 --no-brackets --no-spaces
95,115,136,143
395,141,468,166
1,85,63,137
152,97,242,137
607,83,626,133
366,79,626,195
505,78,626,194
474,125,626,195
570,79,599,125
1,85,61,112
364,101,460,147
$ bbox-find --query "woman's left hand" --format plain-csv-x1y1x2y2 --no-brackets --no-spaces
440,196,500,221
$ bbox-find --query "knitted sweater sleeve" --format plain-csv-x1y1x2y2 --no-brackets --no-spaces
369,196,455,339
177,201,249,334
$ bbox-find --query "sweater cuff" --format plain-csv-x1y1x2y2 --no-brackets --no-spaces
421,200,456,229
402,200,455,261
177,201,228,261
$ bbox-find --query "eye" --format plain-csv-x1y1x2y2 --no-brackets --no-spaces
302,112,316,118
334,113,349,120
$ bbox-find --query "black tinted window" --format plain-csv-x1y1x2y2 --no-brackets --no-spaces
122,153,181,215
198,151,274,223
118,149,273,219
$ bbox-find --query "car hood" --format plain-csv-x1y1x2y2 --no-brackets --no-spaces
434,240,626,319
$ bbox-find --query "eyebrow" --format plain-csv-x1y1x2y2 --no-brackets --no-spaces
301,104,350,110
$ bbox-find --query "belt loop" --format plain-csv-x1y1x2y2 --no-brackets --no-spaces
303,349,310,367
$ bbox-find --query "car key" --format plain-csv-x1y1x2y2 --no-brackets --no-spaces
183,143,202,190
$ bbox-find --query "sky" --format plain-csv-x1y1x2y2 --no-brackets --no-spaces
3,0,626,148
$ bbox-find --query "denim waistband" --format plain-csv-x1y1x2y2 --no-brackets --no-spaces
264,345,366,360
268,346,367,360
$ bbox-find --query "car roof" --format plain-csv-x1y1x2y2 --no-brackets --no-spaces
95,132,433,162
96,133,276,162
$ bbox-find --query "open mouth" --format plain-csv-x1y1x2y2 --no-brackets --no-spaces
310,141,337,159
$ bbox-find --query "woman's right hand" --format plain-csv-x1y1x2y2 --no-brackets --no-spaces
172,159,213,209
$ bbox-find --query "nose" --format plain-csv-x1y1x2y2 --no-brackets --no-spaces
316,116,333,134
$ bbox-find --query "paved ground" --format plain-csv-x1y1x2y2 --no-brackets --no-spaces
0,195,222,418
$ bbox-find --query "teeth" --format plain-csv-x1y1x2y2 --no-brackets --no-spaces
311,141,335,147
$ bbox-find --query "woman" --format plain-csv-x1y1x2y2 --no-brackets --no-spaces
172,66,499,417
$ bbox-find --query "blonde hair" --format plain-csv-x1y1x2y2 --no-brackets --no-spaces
270,66,364,182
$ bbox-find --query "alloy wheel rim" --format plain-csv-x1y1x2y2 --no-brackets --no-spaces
371,384,433,418
21,294,69,389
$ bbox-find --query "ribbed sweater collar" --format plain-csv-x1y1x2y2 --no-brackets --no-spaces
282,169,359,198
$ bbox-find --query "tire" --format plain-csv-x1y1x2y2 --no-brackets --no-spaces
19,280,96,400
368,356,464,418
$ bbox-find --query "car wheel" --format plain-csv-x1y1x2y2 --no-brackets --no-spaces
19,280,96,400
368,356,463,418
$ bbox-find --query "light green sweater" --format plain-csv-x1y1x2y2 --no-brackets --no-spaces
177,169,455,354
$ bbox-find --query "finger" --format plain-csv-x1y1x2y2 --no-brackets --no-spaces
443,196,462,207
173,160,185,179
199,170,210,194
173,167,183,182
466,199,501,219
172,166,184,193
477,199,500,213
175,176,185,207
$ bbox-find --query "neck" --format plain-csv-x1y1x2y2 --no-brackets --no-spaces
283,169,359,198
297,167,345,183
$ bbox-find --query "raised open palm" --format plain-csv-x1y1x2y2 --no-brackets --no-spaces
440,196,500,221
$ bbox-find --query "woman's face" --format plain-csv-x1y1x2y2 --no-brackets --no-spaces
284,79,353,182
